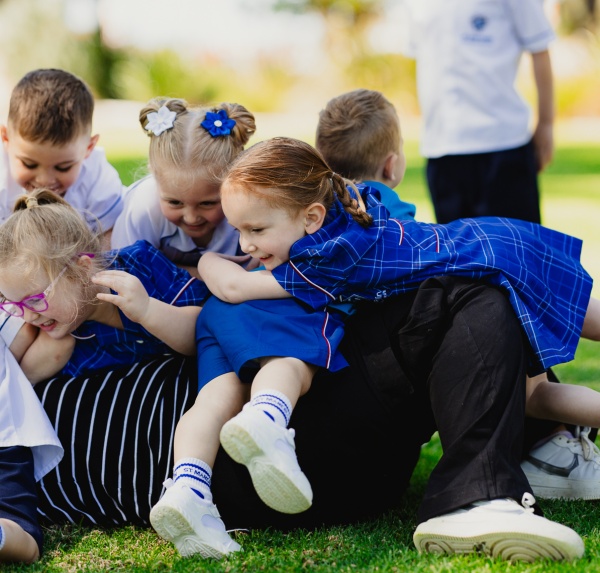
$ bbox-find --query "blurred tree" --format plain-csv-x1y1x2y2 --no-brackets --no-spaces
560,0,598,32
82,27,125,99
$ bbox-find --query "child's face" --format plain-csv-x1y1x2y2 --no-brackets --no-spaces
221,184,308,271
158,179,225,247
0,265,93,339
1,127,98,196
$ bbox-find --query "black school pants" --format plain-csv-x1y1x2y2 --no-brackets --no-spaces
427,140,541,224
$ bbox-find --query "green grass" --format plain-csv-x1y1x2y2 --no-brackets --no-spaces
10,140,600,571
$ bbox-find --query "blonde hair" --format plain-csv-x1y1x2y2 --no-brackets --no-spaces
8,68,94,144
139,97,256,192
316,89,400,181
223,137,373,227
0,189,106,293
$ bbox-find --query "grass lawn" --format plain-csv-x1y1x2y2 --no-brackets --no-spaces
8,138,600,572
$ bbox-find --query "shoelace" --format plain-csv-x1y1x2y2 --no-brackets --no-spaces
573,426,600,462
521,492,536,513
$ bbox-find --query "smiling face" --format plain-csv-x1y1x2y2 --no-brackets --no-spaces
1,127,97,196
0,264,97,339
221,183,309,271
157,177,226,248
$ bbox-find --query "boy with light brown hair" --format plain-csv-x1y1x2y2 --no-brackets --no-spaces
0,68,123,238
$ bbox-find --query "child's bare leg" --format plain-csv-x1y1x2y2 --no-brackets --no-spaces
220,357,317,514
527,373,600,428
174,373,248,466
252,356,317,406
581,297,600,341
0,519,39,563
150,374,246,559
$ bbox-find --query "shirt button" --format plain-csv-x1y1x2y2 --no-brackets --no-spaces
136,340,144,344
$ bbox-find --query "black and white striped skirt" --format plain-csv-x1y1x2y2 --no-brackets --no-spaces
34,355,196,527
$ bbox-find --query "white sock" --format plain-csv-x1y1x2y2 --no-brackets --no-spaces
250,390,292,427
174,457,213,501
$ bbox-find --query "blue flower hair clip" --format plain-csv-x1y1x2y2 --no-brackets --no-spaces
201,109,236,137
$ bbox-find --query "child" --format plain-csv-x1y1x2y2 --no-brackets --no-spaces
0,68,124,240
315,88,416,221
0,189,209,380
316,88,600,500
209,136,599,371
190,137,600,514
0,317,63,563
111,98,256,274
398,0,555,224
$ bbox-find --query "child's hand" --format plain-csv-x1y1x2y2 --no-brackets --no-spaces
92,270,151,324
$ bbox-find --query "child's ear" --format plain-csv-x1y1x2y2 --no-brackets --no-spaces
76,254,95,271
304,202,327,235
1,125,9,150
382,152,398,185
84,134,100,159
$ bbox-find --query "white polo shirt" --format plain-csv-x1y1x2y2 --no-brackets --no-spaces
0,313,63,481
0,147,124,232
400,0,555,158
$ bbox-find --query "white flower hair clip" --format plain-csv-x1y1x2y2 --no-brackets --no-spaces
144,105,177,136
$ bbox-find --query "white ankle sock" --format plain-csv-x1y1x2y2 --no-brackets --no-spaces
251,390,292,427
174,457,213,501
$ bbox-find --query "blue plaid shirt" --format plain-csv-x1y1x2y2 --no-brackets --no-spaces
62,240,209,377
271,184,593,371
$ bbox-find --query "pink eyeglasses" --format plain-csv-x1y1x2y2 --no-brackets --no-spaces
0,266,68,317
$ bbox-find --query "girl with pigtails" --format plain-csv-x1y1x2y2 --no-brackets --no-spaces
111,98,256,274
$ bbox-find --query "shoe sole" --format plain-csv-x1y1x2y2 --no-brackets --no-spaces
524,472,600,500
220,420,312,514
150,504,231,559
413,531,583,562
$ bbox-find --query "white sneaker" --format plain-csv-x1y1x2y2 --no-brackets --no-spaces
149,480,242,559
522,427,600,500
220,405,313,514
413,494,584,562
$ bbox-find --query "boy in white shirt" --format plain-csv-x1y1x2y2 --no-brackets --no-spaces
0,68,124,241
400,0,555,224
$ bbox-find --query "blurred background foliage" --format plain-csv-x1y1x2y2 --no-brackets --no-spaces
0,0,598,116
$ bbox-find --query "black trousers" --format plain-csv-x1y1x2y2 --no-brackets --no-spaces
392,277,532,523
427,140,541,224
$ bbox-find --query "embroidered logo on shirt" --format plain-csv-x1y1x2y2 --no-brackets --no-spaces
463,14,492,43
472,15,487,31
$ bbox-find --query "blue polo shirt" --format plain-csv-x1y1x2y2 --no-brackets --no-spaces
62,240,209,377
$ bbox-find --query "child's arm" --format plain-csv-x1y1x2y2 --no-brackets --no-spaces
197,252,291,303
19,329,75,384
92,270,201,355
531,49,554,172
2,321,73,383
5,322,37,363
526,372,600,428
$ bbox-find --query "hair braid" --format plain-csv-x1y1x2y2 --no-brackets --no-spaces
331,173,373,227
